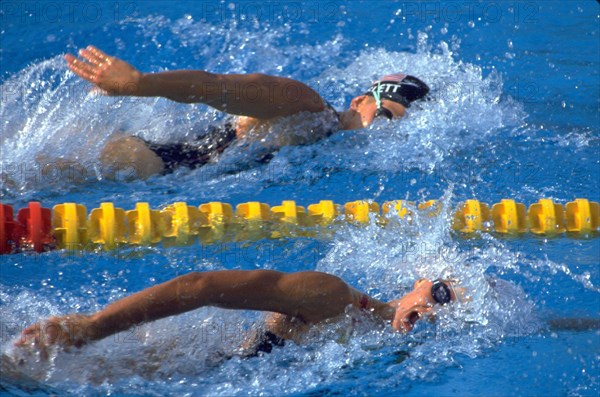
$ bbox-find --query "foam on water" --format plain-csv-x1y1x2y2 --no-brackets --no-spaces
0,14,528,199
4,188,595,395
1,11,598,397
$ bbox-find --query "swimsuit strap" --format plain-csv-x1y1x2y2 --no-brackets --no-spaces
142,122,237,172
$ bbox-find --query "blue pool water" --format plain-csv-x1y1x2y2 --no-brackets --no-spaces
1,1,599,395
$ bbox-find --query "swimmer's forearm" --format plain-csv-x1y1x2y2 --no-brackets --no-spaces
135,70,219,103
88,272,221,340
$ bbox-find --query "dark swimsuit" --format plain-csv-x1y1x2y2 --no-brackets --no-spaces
243,294,368,358
229,294,369,359
243,330,286,357
141,122,238,173
212,330,285,361
143,102,341,173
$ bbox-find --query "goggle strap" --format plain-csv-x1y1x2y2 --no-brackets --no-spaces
373,81,382,109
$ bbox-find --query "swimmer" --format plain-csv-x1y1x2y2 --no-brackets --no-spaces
16,270,455,357
65,45,430,178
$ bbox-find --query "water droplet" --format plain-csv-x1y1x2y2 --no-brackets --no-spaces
468,21,475,28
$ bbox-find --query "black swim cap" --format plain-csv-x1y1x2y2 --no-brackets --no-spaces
364,73,430,108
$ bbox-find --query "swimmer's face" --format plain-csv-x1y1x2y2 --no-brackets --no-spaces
349,95,406,128
390,279,434,333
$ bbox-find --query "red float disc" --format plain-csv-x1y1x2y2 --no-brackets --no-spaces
29,202,43,252
0,204,11,254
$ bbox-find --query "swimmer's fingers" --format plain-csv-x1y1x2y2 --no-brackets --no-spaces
91,86,111,96
16,324,38,347
66,46,141,96
87,45,114,64
15,322,52,360
16,318,62,348
16,315,90,350
17,321,66,361
79,47,104,67
65,53,96,82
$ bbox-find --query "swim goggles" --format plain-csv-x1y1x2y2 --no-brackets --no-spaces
372,81,394,120
430,279,452,305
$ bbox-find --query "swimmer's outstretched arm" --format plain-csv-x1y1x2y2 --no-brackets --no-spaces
65,45,325,119
17,270,362,349
17,270,451,351
88,270,360,335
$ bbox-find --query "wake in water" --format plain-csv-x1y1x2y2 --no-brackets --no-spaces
2,10,597,397
0,14,527,200
2,187,596,397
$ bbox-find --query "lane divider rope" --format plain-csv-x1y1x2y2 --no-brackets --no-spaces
1,198,598,254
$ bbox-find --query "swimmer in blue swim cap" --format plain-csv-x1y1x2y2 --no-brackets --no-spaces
63,46,430,178
17,270,455,357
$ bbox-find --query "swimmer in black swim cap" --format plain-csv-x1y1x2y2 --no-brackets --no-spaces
338,73,430,129
62,46,430,178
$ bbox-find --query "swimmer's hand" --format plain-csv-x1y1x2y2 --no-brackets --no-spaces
65,45,142,96
15,314,96,356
